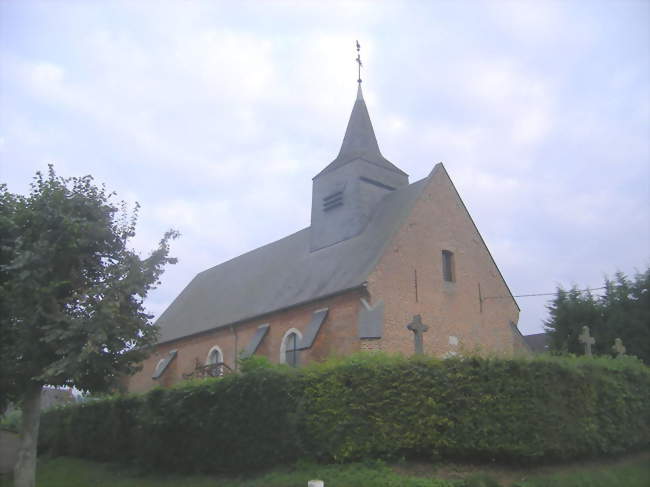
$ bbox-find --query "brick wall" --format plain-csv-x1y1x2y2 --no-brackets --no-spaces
127,165,523,393
365,165,521,357
360,338,382,352
127,290,363,393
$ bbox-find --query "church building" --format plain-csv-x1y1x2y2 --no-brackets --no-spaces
127,81,526,393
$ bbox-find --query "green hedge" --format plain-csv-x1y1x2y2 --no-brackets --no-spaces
41,370,299,473
296,354,650,463
39,354,650,473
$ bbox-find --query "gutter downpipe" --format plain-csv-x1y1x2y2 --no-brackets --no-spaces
230,324,239,372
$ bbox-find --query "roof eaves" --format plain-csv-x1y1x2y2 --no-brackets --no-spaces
155,283,368,347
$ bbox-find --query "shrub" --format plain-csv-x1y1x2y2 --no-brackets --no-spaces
238,354,277,374
39,354,650,474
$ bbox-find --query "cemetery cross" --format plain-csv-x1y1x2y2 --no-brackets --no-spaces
578,325,596,357
406,314,429,355
612,338,626,357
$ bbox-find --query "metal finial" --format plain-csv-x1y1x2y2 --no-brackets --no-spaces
355,40,362,84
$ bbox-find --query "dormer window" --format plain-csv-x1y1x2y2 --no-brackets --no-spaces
442,250,455,282
151,349,177,380
323,190,343,211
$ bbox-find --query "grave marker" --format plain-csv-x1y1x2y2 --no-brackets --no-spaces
406,314,429,354
578,326,595,357
612,338,626,357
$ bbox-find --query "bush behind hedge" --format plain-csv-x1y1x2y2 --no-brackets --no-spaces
39,354,650,473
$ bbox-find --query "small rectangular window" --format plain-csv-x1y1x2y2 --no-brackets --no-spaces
442,250,455,282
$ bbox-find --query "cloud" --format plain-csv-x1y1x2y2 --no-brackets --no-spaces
487,0,566,41
26,61,65,95
171,30,276,103
460,59,556,148
1,0,647,337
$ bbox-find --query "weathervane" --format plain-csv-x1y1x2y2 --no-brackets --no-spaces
356,40,362,84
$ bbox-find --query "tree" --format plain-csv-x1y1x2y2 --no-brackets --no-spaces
0,167,179,487
544,268,650,363
544,287,602,355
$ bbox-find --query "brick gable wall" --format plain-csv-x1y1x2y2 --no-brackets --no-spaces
365,165,520,356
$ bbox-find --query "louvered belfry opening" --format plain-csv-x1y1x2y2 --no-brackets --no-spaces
309,84,408,252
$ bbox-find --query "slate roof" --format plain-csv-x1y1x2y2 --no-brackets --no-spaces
315,85,407,178
523,333,550,353
156,170,434,344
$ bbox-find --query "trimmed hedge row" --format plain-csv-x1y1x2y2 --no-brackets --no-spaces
296,354,650,463
39,354,650,473
41,370,298,473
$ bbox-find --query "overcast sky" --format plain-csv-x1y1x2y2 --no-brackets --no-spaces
1,0,648,335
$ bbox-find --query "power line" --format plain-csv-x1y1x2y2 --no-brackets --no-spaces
483,286,608,301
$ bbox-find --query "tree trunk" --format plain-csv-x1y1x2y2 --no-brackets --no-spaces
13,383,42,487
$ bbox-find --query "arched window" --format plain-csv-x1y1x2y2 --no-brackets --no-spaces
280,328,303,367
206,345,223,365
203,345,225,377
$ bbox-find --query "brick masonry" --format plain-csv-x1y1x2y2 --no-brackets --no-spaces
126,165,526,393
365,165,521,357
127,290,364,393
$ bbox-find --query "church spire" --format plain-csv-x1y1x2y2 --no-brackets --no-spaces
309,43,409,251
335,83,384,165
316,83,406,178
315,41,407,178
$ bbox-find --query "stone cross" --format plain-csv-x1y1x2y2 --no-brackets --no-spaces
406,314,429,354
612,338,626,357
578,326,595,357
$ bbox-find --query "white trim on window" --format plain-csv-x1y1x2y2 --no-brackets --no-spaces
280,328,303,365
206,345,224,365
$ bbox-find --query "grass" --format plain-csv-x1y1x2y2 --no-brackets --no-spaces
407,451,650,487
0,458,455,487
512,460,650,487
0,453,647,487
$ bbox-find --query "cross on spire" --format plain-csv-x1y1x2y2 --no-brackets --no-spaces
406,314,429,354
356,40,362,84
578,326,595,357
